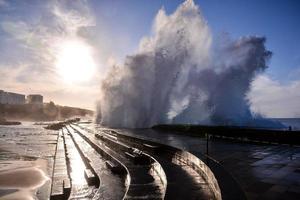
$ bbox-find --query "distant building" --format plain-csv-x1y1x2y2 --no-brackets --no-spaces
27,94,43,104
0,90,26,104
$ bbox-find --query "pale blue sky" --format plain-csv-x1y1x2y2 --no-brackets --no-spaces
87,0,300,82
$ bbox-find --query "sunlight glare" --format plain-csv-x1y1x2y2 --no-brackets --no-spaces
56,40,96,83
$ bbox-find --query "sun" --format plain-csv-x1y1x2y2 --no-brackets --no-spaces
56,40,96,83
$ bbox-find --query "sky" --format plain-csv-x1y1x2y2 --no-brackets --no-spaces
0,0,299,117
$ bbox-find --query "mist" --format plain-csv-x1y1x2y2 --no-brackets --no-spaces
96,0,281,128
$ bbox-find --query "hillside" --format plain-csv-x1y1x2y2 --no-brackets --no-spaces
0,102,93,121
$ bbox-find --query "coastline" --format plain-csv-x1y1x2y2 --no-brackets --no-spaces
0,117,21,126
0,121,21,126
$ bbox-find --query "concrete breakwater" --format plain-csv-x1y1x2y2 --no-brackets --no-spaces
0,116,21,125
153,124,300,145
1,121,251,199
46,121,228,200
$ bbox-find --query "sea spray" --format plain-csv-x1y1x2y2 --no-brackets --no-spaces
97,0,280,128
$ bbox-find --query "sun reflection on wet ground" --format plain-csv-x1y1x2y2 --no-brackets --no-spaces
68,126,126,200
68,151,86,185
62,128,94,199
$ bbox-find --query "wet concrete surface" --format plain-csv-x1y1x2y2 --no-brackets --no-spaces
2,122,299,200
102,127,300,200
69,125,166,200
156,156,213,200
65,126,126,200
51,128,70,200
0,123,56,200
62,128,94,199
0,123,221,199
73,124,217,200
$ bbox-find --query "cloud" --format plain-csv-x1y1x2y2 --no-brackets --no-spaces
249,74,300,118
51,0,95,36
0,0,9,8
0,0,100,110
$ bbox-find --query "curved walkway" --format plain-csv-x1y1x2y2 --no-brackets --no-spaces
69,125,165,199
72,124,219,200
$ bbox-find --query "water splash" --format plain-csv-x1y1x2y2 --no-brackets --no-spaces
97,0,281,128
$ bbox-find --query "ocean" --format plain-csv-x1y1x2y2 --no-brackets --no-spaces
272,118,300,130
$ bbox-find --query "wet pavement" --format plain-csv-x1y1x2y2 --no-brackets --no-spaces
0,123,57,200
154,154,213,200
69,125,166,200
1,122,299,200
72,124,218,200
101,127,300,200
63,128,94,199
51,129,70,200
65,126,125,200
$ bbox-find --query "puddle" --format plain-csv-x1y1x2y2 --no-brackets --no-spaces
0,159,49,200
